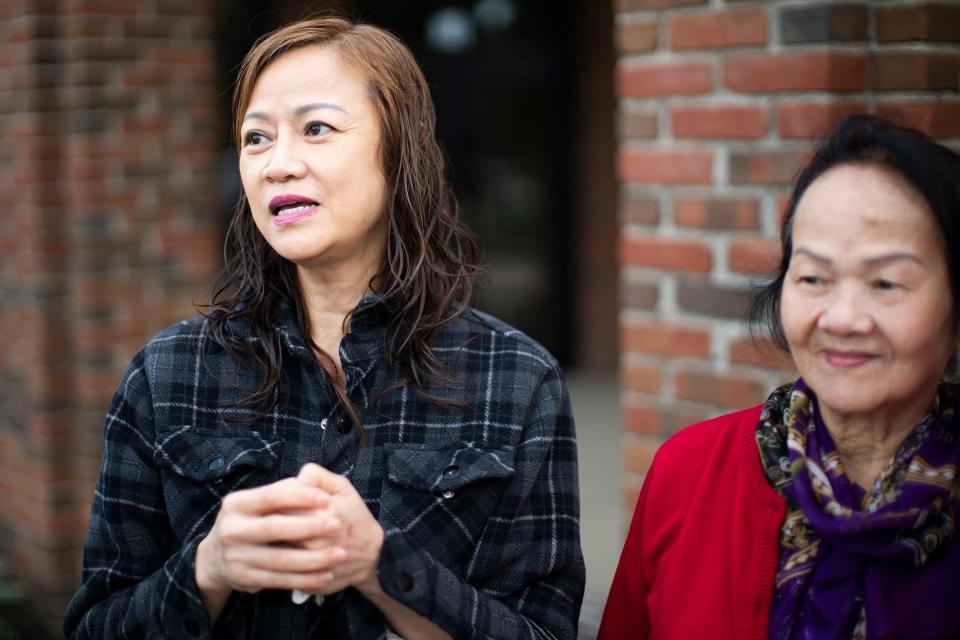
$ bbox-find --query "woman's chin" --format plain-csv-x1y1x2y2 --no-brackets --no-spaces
804,381,882,420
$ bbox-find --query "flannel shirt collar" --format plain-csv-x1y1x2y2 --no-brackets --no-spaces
271,293,395,369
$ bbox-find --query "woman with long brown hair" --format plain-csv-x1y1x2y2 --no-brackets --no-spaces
65,17,584,639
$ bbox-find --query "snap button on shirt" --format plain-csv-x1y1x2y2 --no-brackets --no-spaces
442,464,460,479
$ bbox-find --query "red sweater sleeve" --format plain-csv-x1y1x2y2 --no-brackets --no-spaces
596,460,656,640
596,407,785,640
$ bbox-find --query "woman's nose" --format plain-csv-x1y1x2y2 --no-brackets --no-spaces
816,286,874,335
262,137,307,182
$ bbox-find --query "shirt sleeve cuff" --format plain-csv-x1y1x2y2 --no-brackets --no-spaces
376,527,437,616
158,534,216,639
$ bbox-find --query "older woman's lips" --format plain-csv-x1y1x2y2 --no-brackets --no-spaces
824,349,875,368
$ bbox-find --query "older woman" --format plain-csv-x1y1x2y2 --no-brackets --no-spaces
599,115,960,639
64,18,583,639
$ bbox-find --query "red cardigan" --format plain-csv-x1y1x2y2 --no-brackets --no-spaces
598,406,787,640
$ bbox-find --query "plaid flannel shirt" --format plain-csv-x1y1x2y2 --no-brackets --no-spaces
64,297,584,639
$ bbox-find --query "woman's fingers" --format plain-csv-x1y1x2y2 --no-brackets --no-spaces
297,463,353,496
200,468,380,597
229,544,348,574
222,478,329,516
219,511,340,545
229,565,337,594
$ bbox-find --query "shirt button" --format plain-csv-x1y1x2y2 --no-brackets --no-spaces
396,571,414,592
337,417,352,434
320,418,328,429
442,464,460,479
207,456,225,471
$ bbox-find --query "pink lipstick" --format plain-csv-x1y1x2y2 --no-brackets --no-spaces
823,349,874,368
268,194,319,225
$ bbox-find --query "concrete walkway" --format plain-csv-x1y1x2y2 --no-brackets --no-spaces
565,369,626,639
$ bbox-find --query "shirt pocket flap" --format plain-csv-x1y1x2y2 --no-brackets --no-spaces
153,426,281,482
386,446,516,493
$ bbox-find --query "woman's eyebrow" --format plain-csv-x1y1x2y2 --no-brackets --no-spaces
243,102,350,122
794,247,923,267
862,252,923,266
294,102,349,116
793,247,831,265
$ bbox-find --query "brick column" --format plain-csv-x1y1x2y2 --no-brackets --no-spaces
0,2,219,630
614,0,960,512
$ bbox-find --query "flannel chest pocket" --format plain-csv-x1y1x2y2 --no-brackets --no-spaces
380,446,516,563
154,425,282,536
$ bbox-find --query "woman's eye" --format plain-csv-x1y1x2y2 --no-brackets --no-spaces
243,131,267,146
873,279,900,291
305,122,332,137
798,275,824,286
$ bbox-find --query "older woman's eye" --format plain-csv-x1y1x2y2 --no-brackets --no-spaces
798,275,824,286
305,122,333,137
873,279,900,291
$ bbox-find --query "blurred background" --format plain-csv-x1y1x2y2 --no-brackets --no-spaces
0,0,957,637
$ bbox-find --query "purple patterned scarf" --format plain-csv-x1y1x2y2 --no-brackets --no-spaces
756,378,960,640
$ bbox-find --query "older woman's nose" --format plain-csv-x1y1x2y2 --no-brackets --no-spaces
816,287,874,335
262,138,307,182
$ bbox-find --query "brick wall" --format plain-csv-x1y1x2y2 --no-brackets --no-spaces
0,2,219,630
614,0,960,511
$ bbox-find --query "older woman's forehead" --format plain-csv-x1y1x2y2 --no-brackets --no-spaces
796,165,939,235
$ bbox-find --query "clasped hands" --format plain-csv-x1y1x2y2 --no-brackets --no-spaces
195,463,385,614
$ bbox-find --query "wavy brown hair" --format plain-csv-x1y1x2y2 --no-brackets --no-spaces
205,18,482,434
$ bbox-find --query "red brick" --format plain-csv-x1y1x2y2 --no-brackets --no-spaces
622,361,662,394
875,101,960,139
622,320,711,357
623,398,711,437
669,7,767,51
876,3,960,43
624,401,661,435
624,436,660,475
622,480,644,518
674,369,768,408
674,197,760,230
671,105,767,139
620,235,712,273
621,279,660,310
617,61,714,98
776,101,869,139
775,192,792,224
780,4,868,44
0,6,220,630
729,336,795,371
619,194,660,225
617,20,658,53
724,51,866,93
729,236,782,275
619,148,713,185
619,109,658,139
871,53,960,92
729,150,808,186
676,279,752,320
